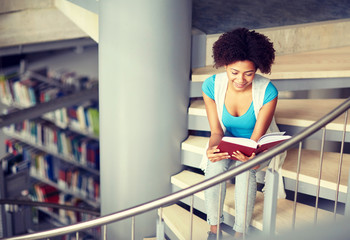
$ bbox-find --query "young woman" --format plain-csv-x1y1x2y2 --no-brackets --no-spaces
201,28,286,239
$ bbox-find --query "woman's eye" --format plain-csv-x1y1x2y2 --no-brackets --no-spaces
231,72,238,75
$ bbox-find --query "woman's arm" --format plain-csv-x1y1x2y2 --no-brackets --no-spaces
203,92,230,162
251,97,278,141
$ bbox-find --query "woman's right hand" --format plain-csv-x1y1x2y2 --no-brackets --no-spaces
207,146,230,162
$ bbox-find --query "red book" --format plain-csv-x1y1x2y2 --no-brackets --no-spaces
217,132,291,160
41,185,59,203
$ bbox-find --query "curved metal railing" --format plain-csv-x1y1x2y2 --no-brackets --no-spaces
1,97,349,240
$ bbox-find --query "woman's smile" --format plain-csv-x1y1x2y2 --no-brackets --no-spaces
233,81,248,89
225,60,256,92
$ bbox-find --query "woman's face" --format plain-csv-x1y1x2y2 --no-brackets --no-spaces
225,60,256,92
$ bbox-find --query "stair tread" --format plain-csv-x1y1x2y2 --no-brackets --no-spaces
172,170,343,233
181,135,209,155
182,135,350,191
282,148,350,193
192,46,350,82
189,98,350,131
0,7,88,48
162,204,232,240
162,204,209,240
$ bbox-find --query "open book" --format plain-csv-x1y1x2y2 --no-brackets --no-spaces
217,132,291,160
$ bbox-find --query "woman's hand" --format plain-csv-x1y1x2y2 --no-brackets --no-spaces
207,146,230,162
232,151,260,169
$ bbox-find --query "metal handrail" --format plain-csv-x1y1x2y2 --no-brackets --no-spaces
1,97,350,240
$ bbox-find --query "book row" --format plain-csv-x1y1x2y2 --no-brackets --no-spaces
0,71,99,137
4,119,100,171
0,68,98,107
5,139,100,204
30,182,98,225
43,101,99,137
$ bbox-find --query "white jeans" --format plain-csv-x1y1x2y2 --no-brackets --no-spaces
204,159,261,233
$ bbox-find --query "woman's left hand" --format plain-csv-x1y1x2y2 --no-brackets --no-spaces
232,151,260,169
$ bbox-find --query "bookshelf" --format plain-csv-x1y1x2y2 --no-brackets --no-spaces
0,67,100,237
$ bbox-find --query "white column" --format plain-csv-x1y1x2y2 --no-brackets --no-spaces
99,1,192,239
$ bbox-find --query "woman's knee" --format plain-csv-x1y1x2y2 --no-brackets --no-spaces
205,160,230,178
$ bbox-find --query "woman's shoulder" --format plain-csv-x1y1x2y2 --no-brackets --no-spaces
202,74,215,89
204,74,216,83
263,81,278,104
202,74,216,99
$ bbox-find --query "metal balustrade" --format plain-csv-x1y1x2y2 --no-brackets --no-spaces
0,97,349,240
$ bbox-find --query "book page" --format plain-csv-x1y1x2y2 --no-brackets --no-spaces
257,132,286,144
221,136,257,148
258,134,291,145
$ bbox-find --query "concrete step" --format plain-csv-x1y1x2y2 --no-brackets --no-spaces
181,135,350,202
190,46,350,97
202,20,350,66
193,46,350,82
161,204,227,240
188,98,350,140
171,170,343,234
282,148,350,202
0,0,53,14
0,7,88,49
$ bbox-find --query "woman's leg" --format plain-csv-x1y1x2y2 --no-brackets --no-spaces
233,161,257,234
204,158,231,232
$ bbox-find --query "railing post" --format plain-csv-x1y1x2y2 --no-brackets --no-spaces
102,224,107,240
131,216,135,240
217,183,223,240
345,168,350,217
262,168,279,236
243,171,250,239
189,195,194,240
292,142,303,229
334,110,348,218
156,208,165,240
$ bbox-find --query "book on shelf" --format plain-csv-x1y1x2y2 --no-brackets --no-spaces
1,72,100,138
67,101,99,136
0,73,18,105
217,132,291,160
86,106,99,136
1,68,99,135
32,183,60,204
58,167,99,202
29,183,97,224
5,138,100,204
4,119,100,171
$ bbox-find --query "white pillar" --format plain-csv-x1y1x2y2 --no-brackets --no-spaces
99,1,192,239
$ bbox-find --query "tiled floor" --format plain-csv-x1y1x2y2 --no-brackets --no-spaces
193,0,350,34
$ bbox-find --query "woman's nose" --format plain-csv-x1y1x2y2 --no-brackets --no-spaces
236,74,244,82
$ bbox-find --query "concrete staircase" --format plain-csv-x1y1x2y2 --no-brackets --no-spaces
0,0,97,56
162,19,350,239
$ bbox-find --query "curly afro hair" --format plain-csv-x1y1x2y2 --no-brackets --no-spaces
212,28,275,74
